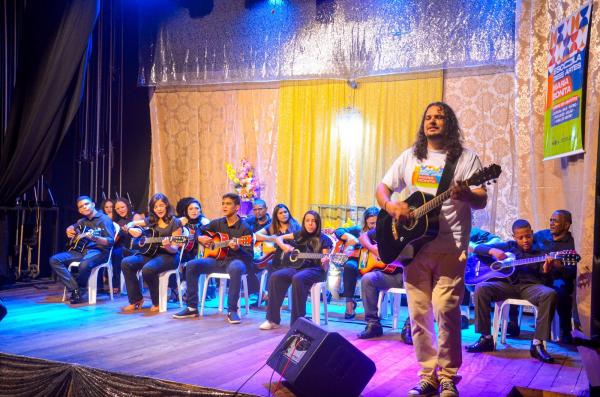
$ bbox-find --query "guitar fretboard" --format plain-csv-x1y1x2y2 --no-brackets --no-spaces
412,189,453,219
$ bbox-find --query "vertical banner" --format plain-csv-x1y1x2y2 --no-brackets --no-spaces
544,3,591,160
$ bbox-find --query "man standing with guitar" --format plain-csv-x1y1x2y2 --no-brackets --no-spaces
376,102,487,397
49,196,115,304
173,193,253,324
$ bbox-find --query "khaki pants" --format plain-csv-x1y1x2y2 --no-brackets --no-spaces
403,249,466,383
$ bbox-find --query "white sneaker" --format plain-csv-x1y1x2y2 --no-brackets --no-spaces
259,320,280,330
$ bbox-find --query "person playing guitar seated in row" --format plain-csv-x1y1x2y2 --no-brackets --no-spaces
259,210,332,330
244,199,272,300
121,193,183,312
172,197,210,301
334,207,379,319
254,203,302,303
535,209,577,343
111,197,144,294
357,227,412,344
50,196,116,304
173,193,253,324
466,219,560,363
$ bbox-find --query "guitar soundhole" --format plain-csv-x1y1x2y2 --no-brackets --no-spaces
289,250,299,262
403,209,418,231
490,262,502,271
139,237,147,246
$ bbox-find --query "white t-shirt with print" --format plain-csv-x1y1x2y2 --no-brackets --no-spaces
381,147,483,252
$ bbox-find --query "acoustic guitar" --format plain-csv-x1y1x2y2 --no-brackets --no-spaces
376,163,502,265
253,241,278,269
199,231,254,260
464,250,580,285
67,226,102,252
358,249,402,275
130,229,192,256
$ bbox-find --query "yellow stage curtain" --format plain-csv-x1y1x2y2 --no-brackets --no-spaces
276,74,443,226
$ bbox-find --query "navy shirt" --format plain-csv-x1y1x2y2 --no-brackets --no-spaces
201,217,254,265
72,211,115,252
244,214,272,234
534,229,576,281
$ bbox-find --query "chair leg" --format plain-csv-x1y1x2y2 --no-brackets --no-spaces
108,265,114,301
158,273,169,313
311,283,320,325
88,267,99,305
500,302,509,344
218,278,225,313
392,293,400,330
491,301,502,348
377,291,386,318
242,275,249,315
200,275,210,316
62,287,68,302
321,283,328,325
176,272,183,308
258,270,267,307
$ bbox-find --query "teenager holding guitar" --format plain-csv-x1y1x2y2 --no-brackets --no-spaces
111,197,144,294
121,193,183,312
173,193,253,324
259,210,333,330
376,102,487,397
254,204,302,302
335,206,379,319
49,196,116,304
466,219,561,364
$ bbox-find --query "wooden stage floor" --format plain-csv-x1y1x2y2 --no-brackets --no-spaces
0,284,589,397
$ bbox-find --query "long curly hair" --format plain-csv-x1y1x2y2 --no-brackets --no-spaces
298,210,322,252
413,102,464,162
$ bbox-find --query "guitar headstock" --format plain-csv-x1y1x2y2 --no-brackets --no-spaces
238,235,254,247
466,163,502,187
554,250,581,265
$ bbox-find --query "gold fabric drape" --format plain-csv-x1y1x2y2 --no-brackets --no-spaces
149,87,279,218
276,74,443,222
513,0,599,335
444,71,518,240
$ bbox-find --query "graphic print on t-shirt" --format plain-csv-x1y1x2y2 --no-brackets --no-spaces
411,164,443,190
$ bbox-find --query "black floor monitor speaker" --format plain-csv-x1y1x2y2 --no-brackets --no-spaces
267,317,376,397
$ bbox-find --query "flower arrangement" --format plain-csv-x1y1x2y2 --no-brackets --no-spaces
225,158,261,201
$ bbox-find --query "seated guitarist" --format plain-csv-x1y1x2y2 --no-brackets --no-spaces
335,206,379,319
121,193,183,312
254,203,302,303
259,210,332,330
49,195,115,304
466,219,560,363
536,210,577,343
173,193,253,324
357,227,412,344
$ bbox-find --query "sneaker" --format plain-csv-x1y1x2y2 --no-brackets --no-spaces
400,318,413,345
439,379,459,397
259,320,280,330
172,307,199,319
227,311,241,324
407,379,438,396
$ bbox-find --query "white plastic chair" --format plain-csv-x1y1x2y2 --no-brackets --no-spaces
157,228,189,312
377,287,407,330
257,269,269,307
62,222,119,304
286,281,329,326
200,273,250,317
491,298,560,348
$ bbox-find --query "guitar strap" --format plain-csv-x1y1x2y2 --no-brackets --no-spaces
436,154,458,196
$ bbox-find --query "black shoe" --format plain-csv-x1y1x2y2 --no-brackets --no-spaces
461,314,470,330
466,335,495,352
344,301,357,319
69,289,86,304
400,318,413,345
357,322,383,339
530,342,554,363
227,311,241,324
407,379,438,396
439,378,459,397
172,307,199,319
506,321,521,337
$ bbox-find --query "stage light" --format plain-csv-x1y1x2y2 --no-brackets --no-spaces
335,107,363,153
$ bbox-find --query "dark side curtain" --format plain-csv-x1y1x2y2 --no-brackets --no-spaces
0,0,100,206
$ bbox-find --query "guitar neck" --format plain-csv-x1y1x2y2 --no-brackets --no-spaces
411,189,453,219
508,255,552,268
141,236,187,244
294,252,327,260
213,238,249,249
